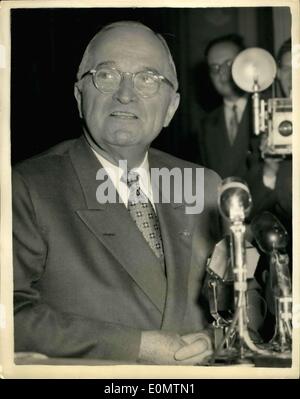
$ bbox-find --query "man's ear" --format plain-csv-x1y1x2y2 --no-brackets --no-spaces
74,83,83,118
163,92,180,127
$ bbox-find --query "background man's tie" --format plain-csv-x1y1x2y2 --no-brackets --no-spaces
124,170,165,268
228,104,239,145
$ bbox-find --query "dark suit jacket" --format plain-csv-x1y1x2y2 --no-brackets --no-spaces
198,99,261,181
198,100,283,222
13,136,223,361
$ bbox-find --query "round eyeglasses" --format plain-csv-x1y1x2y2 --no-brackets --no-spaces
80,65,175,98
208,59,234,75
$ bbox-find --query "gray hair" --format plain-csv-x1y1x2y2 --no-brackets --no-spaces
76,21,178,91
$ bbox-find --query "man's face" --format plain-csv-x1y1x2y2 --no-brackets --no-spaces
278,51,292,97
75,26,179,157
207,41,241,99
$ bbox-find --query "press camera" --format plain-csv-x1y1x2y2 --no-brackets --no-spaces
232,48,292,157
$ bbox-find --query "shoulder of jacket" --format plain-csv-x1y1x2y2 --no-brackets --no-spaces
13,138,79,178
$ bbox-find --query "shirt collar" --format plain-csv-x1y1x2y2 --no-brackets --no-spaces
224,95,248,112
91,147,154,207
91,149,150,180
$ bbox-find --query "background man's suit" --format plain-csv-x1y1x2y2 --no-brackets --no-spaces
198,99,260,180
13,136,223,361
197,100,280,219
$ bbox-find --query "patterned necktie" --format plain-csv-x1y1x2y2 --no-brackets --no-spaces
124,170,165,266
228,104,239,145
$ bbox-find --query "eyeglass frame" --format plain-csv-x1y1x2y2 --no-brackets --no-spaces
79,63,175,97
208,59,234,75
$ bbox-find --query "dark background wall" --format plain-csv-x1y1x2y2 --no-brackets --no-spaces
10,7,291,164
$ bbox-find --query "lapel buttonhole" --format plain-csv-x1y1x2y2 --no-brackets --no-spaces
179,230,191,238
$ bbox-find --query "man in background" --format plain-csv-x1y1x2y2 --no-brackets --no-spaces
248,38,292,223
249,39,292,340
198,34,260,181
274,38,292,221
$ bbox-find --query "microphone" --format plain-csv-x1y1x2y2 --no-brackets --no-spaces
218,177,252,222
251,214,292,351
250,211,288,254
207,238,260,281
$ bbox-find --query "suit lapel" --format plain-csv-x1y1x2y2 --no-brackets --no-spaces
205,101,252,178
149,150,194,330
69,137,166,313
156,202,193,330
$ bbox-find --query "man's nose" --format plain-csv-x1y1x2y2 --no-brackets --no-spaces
219,67,230,81
113,75,137,104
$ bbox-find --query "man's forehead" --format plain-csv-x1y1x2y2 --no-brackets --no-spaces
77,24,177,87
208,42,240,63
89,26,168,66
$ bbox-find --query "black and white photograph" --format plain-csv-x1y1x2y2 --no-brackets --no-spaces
0,0,299,379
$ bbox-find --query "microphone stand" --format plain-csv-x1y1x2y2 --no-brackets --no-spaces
229,215,249,360
210,181,289,365
250,211,292,356
269,251,292,352
207,274,235,351
211,211,268,364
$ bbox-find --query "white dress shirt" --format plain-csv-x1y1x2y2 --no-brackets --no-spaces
92,148,155,209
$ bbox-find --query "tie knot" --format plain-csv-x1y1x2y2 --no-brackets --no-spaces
122,170,139,187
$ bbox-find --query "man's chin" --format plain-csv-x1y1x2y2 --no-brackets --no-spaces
108,130,141,146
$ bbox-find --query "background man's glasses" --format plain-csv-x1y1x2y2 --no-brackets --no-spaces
209,59,233,75
81,65,174,98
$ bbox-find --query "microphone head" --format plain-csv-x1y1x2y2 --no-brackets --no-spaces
232,47,277,93
251,211,288,253
218,177,252,221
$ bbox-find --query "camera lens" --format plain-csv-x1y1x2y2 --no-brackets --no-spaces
278,120,292,136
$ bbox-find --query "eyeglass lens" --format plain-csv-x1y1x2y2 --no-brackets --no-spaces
94,67,161,97
209,59,233,75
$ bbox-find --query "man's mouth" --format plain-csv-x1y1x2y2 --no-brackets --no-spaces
110,111,138,119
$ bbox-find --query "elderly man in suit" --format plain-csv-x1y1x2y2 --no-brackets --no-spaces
13,21,224,365
13,21,264,365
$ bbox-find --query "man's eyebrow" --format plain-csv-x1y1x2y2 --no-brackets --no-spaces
93,62,162,74
143,67,160,74
94,61,116,68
